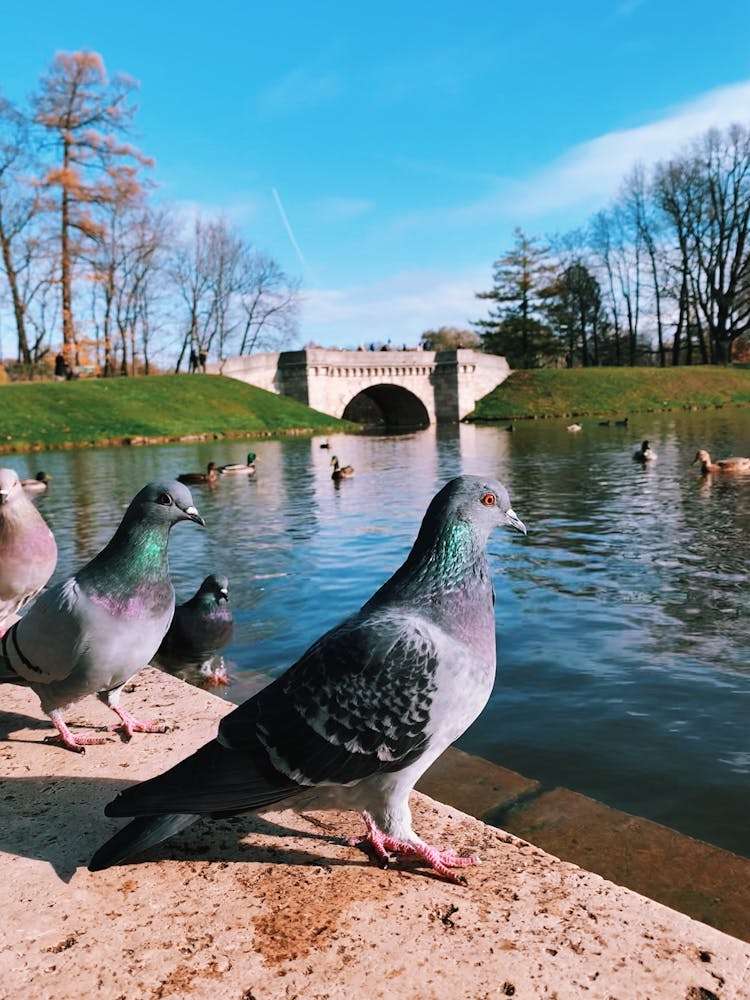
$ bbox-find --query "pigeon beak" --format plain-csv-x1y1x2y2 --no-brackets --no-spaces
184,505,206,527
218,588,228,601
0,491,7,506
505,507,527,535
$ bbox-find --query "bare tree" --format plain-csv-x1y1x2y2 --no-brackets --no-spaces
622,165,667,367
32,50,151,366
236,249,300,357
0,97,40,363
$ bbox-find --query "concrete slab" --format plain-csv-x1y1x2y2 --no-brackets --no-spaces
1,669,749,1000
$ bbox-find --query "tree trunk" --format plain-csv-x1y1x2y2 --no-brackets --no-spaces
0,216,31,364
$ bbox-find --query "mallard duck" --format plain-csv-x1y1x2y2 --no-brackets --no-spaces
566,423,582,433
330,456,355,480
692,449,750,475
21,471,52,493
177,462,218,485
614,417,629,427
633,440,656,463
218,452,256,475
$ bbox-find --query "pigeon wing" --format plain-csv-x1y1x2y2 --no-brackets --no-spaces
104,612,441,819
220,611,440,785
1,578,85,684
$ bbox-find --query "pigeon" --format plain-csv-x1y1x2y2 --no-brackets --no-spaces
0,481,205,752
152,573,234,688
0,468,58,635
89,474,526,882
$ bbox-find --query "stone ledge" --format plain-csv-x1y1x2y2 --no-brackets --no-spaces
418,749,750,944
1,668,748,1000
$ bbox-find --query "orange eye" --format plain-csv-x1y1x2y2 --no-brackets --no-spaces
481,493,496,506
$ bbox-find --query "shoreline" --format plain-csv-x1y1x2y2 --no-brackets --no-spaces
0,424,345,456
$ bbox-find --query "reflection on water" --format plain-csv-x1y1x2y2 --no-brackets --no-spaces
12,408,750,857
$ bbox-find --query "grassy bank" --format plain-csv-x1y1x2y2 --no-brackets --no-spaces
470,366,750,420
0,374,354,452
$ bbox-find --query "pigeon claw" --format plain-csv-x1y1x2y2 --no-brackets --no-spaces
108,707,170,739
45,722,108,753
355,811,480,883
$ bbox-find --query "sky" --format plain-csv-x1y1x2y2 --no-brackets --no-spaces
2,1,750,349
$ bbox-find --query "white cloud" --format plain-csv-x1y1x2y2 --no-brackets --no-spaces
257,67,341,114
300,267,489,347
166,197,260,234
440,78,750,228
511,79,750,217
308,196,374,223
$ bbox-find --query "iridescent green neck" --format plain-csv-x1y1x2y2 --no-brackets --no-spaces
79,520,170,590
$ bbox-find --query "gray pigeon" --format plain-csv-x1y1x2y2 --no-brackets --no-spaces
0,481,205,752
0,468,58,634
89,475,526,882
152,573,234,688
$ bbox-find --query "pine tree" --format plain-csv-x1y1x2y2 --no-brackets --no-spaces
474,227,557,367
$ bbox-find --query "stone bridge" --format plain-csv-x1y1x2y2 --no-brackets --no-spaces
213,348,511,428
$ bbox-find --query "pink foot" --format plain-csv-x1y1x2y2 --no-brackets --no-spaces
205,672,230,688
350,811,481,883
108,706,169,739
45,717,108,753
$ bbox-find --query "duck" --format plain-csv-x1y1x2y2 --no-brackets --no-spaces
218,452,256,475
633,440,656,463
319,440,331,449
330,456,355,480
614,417,629,427
177,462,218,486
692,449,750,475
566,423,583,433
21,471,52,493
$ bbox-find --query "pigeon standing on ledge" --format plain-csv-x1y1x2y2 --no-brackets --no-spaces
152,573,234,688
0,481,205,752
90,474,526,882
0,468,58,635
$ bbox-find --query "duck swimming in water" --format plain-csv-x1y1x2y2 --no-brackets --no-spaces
178,462,218,485
330,456,355,480
692,449,750,475
218,453,256,475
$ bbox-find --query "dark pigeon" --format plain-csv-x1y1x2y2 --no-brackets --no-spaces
152,573,234,688
89,475,526,881
0,481,205,752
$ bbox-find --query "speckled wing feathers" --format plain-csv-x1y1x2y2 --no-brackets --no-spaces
103,612,441,818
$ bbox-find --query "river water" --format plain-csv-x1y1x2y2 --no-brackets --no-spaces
10,407,750,857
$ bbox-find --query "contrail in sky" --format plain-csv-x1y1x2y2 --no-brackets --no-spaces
272,187,309,273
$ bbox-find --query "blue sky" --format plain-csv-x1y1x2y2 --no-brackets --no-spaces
3,1,750,348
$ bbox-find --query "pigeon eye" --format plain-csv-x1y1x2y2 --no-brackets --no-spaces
156,492,173,506
481,493,497,507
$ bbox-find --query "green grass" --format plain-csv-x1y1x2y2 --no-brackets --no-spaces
470,366,750,420
0,374,354,452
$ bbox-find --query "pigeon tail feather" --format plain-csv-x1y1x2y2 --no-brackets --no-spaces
88,813,197,871
102,738,303,818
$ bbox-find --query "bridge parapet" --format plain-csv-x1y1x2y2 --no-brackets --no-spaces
213,348,510,425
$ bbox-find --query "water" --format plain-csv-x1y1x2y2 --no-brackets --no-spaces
9,409,750,857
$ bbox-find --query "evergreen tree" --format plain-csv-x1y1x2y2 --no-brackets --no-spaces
474,227,557,367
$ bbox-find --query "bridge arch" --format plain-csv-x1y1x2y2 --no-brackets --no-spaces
341,384,431,430
214,348,511,425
